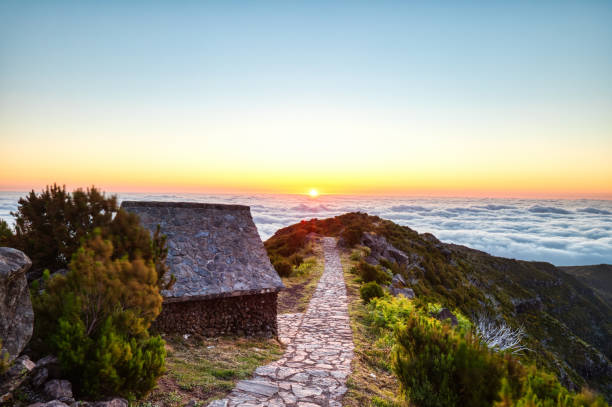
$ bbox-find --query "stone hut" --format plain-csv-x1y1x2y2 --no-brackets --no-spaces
121,201,283,337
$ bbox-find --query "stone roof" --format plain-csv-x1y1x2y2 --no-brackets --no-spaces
121,201,283,303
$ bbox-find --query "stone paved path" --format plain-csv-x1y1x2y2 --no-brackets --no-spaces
208,237,354,407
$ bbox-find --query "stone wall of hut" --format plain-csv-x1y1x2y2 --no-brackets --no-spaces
153,292,278,337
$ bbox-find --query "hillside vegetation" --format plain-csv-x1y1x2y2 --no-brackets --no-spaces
265,213,612,403
560,265,612,309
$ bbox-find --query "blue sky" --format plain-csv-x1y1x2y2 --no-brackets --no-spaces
1,1,611,196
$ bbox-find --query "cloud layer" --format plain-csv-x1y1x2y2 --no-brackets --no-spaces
1,192,611,266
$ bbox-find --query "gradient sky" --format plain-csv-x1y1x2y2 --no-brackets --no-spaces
1,1,611,197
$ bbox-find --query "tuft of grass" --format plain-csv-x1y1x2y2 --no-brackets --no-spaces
138,335,283,406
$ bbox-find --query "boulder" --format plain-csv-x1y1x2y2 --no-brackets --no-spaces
92,399,128,407
435,308,458,327
0,355,36,403
387,273,415,299
388,285,415,299
31,367,49,388
35,355,62,381
44,380,73,403
28,401,70,407
0,247,34,361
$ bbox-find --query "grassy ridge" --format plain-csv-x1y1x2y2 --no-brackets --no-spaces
265,213,612,401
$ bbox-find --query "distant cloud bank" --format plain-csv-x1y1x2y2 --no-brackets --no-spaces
1,192,611,267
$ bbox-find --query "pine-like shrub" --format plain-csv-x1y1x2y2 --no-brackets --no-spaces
32,234,165,399
360,281,384,303
9,185,174,289
0,219,12,245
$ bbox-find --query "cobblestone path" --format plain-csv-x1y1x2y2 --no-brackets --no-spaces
208,237,355,407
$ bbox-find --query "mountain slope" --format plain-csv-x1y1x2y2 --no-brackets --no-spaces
265,212,612,400
560,264,612,309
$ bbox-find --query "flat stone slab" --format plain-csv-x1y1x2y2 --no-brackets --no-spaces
208,237,355,406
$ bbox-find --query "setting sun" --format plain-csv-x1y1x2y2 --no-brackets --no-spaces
309,189,319,198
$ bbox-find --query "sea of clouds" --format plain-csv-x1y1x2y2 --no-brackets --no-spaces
1,191,611,266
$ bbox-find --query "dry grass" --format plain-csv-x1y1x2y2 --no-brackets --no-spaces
276,240,324,314
138,334,284,406
340,249,407,407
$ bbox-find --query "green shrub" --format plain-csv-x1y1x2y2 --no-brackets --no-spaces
32,234,165,399
392,312,523,407
272,258,292,277
0,219,12,245
360,281,385,303
8,185,174,290
288,253,304,267
495,367,608,407
367,296,415,330
359,261,391,284
341,225,364,247
293,258,317,277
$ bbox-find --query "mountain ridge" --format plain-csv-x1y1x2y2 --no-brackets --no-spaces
264,212,612,401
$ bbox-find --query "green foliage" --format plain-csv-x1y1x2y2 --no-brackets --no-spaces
494,367,608,407
341,224,365,247
32,234,165,398
9,184,174,290
392,312,523,407
271,257,292,277
360,281,385,304
293,258,317,277
358,261,391,284
10,184,117,273
0,219,13,245
367,296,415,331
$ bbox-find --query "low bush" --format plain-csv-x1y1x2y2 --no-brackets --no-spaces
272,258,292,277
360,281,384,303
32,234,165,399
358,261,391,284
293,258,317,277
392,312,523,407
341,225,365,247
367,296,415,330
288,253,304,267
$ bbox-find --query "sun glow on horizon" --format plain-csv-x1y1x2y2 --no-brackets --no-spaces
309,189,319,198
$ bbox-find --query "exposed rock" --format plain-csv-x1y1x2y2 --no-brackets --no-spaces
0,247,34,361
435,308,458,327
0,355,36,403
391,273,406,287
360,233,409,265
92,398,128,407
35,355,61,380
28,401,70,407
44,380,73,403
387,273,415,299
388,285,415,299
206,399,228,407
31,367,49,388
